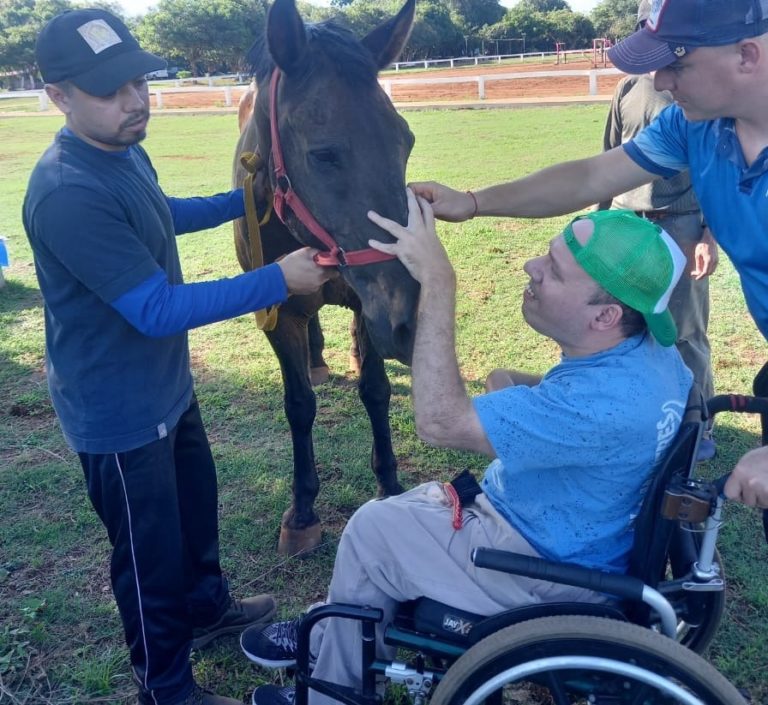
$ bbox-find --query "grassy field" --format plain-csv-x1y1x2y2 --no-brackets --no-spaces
1,107,767,704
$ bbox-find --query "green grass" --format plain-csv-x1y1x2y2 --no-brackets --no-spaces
0,97,42,112
1,107,767,703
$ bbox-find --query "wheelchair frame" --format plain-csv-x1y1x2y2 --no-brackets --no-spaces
286,392,768,705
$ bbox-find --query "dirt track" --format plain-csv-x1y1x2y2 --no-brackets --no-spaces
154,58,622,110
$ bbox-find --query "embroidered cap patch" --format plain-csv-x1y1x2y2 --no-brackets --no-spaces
77,19,122,54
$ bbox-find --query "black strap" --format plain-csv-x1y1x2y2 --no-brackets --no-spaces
450,469,482,507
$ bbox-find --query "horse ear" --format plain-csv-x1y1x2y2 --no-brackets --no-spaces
267,0,308,75
361,0,415,70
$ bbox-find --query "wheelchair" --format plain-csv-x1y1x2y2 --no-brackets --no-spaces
287,390,768,705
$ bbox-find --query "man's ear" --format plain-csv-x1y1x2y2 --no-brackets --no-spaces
591,303,624,332
738,38,761,73
45,84,71,114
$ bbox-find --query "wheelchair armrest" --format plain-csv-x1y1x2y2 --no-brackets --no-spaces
472,548,645,602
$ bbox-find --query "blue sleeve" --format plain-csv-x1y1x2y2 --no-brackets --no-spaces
166,189,246,235
624,104,690,179
110,264,287,337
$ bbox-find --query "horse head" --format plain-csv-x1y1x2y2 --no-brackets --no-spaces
248,0,419,365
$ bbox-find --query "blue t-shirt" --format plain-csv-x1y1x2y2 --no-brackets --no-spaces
474,334,692,573
22,129,286,454
625,105,768,340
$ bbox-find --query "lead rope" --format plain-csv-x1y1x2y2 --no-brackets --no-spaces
240,150,278,331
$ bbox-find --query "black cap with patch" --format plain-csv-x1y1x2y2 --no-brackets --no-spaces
36,8,165,97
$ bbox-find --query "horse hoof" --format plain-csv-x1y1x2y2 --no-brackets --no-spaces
278,522,323,556
310,365,330,386
349,353,362,375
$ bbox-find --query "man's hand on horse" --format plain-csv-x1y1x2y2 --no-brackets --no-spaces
408,181,476,223
368,188,454,286
277,247,338,295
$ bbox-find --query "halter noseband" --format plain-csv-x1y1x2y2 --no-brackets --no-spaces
269,69,397,268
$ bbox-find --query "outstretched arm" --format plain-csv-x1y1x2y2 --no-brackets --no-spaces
367,190,494,457
410,148,656,222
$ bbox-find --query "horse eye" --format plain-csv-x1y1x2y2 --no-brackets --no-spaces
310,149,339,165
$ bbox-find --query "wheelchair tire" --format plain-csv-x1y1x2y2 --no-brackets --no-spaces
429,615,745,705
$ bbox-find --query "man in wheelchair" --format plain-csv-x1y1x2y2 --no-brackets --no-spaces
243,201,700,705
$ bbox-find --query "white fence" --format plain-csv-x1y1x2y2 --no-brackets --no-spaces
0,63,621,112
381,67,620,101
390,48,598,71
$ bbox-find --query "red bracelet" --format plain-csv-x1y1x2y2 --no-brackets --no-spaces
466,190,479,219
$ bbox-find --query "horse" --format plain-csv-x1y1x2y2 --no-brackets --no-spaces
232,0,420,555
237,77,361,388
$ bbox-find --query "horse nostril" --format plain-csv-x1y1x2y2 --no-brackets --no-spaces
394,321,415,365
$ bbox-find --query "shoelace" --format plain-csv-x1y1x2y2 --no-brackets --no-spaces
265,617,302,651
277,686,296,704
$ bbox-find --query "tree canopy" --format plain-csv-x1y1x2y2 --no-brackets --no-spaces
0,0,640,81
135,0,267,74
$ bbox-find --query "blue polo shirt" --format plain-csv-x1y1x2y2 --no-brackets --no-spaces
625,104,768,339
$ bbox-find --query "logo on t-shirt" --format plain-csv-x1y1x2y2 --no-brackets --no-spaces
654,399,685,462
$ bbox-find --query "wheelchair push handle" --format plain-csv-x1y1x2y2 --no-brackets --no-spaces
706,393,768,420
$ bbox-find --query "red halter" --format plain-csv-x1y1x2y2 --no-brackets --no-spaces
269,69,397,268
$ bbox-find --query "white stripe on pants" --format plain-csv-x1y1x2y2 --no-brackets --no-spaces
307,482,606,704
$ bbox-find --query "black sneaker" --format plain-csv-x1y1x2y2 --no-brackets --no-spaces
136,682,241,705
241,616,303,668
251,685,295,705
192,594,277,650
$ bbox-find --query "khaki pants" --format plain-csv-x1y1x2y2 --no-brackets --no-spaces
659,213,714,405
307,482,606,704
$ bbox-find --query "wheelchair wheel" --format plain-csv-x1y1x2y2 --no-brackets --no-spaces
669,541,725,653
429,616,744,705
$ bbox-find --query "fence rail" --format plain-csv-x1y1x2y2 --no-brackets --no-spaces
0,63,621,112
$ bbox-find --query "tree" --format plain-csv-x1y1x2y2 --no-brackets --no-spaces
0,0,73,81
403,0,462,60
136,0,267,74
590,0,637,41
517,0,570,12
340,0,395,37
545,8,594,48
446,0,505,31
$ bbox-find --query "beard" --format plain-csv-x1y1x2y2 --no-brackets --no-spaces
102,111,150,147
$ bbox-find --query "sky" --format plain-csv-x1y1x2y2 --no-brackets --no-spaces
117,0,601,19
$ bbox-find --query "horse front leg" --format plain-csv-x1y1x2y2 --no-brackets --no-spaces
356,318,404,497
266,316,322,555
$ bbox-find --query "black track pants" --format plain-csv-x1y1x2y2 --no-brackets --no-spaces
79,397,229,704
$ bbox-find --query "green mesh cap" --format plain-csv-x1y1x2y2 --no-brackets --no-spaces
563,210,687,346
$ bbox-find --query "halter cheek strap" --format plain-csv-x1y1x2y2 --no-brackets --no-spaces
268,69,397,268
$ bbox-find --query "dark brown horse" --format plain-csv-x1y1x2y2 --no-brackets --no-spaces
232,0,419,554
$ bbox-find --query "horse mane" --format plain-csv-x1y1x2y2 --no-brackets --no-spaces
247,19,379,87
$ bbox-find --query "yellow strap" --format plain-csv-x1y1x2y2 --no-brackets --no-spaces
240,151,279,331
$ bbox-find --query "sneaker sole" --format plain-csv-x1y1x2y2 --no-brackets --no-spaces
191,604,278,650
240,631,297,668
